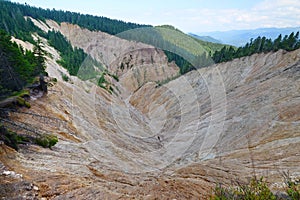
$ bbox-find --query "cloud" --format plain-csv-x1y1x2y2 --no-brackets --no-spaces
13,0,300,33
254,0,300,10
161,0,300,32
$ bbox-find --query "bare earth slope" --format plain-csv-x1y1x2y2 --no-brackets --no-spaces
0,22,300,199
44,19,179,96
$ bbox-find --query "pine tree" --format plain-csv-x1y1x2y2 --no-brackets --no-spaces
33,38,46,75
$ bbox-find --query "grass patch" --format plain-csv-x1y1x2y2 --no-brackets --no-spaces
16,97,31,108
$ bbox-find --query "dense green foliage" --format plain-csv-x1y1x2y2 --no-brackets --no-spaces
0,0,150,36
164,50,213,74
0,29,45,100
0,125,24,150
45,31,108,81
35,134,58,149
155,25,230,73
0,1,88,77
0,0,45,43
0,0,116,78
46,30,87,75
0,0,116,93
212,178,276,200
212,32,300,63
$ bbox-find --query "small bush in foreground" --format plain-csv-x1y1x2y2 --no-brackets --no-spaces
211,177,300,200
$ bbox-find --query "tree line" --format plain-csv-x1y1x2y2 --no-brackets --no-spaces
0,0,215,76
2,0,299,81
0,0,41,44
0,0,147,79
0,0,90,78
0,0,150,36
212,32,300,63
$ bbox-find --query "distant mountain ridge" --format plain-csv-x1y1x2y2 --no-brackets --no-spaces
196,27,300,46
188,33,222,44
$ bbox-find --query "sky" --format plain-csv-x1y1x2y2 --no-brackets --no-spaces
11,0,300,33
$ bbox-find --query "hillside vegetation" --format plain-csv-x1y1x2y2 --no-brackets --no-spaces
0,30,45,100
117,25,229,74
0,1,233,76
213,32,300,63
0,0,41,43
1,0,300,83
156,25,227,56
46,30,87,76
2,1,300,77
156,25,230,73
0,0,150,37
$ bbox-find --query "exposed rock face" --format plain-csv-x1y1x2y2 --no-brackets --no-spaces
130,49,300,185
11,36,34,51
0,21,299,199
42,20,179,95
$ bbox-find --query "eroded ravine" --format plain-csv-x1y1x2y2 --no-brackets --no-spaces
1,20,300,199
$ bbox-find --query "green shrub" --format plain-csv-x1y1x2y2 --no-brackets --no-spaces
211,178,276,200
0,126,19,151
286,179,300,200
52,78,58,83
98,73,107,86
35,134,58,149
62,74,69,82
0,126,29,151
212,177,300,200
111,74,119,82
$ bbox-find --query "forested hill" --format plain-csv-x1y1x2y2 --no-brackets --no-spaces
1,0,299,84
0,0,151,38
117,25,230,74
